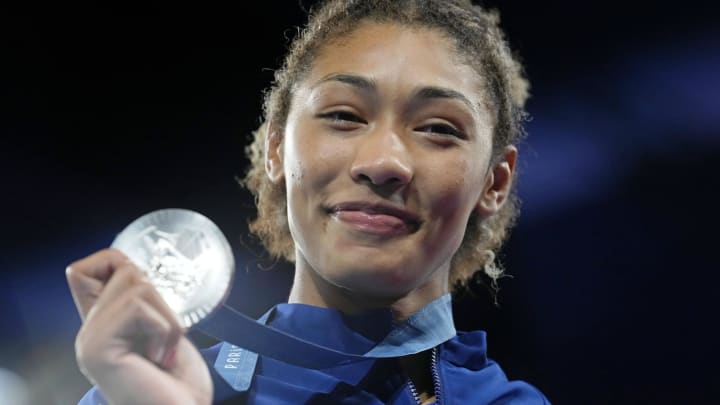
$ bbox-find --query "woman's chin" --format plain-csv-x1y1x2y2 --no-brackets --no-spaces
325,265,426,300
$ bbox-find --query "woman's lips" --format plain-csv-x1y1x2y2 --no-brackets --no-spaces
332,210,413,236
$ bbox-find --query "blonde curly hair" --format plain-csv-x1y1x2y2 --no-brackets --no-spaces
242,0,530,292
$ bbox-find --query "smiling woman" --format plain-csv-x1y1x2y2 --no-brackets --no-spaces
266,22,504,310
67,1,549,404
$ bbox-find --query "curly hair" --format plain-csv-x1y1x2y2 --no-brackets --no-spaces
242,0,530,292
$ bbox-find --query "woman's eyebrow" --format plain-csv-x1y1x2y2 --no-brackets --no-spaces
311,73,478,114
312,73,377,92
412,86,477,114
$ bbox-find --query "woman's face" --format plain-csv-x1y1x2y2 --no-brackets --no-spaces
268,22,504,299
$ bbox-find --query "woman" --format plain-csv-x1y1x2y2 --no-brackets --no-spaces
67,0,549,403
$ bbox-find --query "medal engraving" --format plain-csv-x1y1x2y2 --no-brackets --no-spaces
112,209,234,327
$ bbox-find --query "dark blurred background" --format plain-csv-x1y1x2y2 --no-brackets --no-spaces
3,1,719,403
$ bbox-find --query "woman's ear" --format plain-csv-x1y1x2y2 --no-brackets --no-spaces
265,123,285,183
476,145,518,217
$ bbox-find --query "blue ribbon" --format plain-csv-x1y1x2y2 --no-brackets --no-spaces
202,294,455,392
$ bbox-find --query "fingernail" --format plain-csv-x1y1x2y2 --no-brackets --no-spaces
153,346,167,365
162,347,177,369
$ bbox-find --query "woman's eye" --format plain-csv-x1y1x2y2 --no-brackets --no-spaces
318,111,366,124
416,123,465,139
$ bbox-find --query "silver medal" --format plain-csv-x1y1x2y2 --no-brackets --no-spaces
111,208,234,328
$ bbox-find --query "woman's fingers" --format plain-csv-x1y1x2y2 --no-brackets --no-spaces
68,248,213,404
66,248,130,321
91,260,184,347
69,247,184,372
89,260,148,319
76,281,182,381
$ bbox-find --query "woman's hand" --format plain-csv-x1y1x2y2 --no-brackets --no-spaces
66,248,213,405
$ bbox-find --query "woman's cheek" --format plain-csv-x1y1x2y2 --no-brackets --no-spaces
427,161,469,204
300,142,352,186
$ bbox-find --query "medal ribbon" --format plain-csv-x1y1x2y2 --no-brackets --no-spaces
202,293,455,392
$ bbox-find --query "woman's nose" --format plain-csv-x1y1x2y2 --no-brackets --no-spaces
349,129,413,192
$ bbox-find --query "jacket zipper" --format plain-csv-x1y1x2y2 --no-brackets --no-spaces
407,347,441,405
407,377,422,404
430,346,442,404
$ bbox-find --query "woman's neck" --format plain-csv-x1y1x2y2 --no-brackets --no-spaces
287,261,449,321
288,260,448,403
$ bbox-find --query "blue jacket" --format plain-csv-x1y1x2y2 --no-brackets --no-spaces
80,303,550,404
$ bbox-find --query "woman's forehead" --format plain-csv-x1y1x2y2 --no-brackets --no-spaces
302,22,484,103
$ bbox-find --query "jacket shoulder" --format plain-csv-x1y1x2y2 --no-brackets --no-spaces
440,331,551,404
